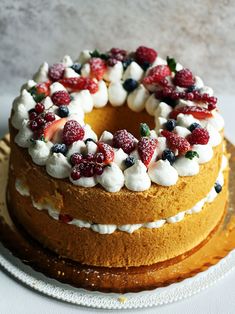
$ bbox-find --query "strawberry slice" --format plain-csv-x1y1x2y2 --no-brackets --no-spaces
170,105,213,120
161,130,191,155
138,137,158,167
35,81,51,96
143,65,171,85
59,77,98,94
43,118,67,141
89,58,107,80
97,142,114,164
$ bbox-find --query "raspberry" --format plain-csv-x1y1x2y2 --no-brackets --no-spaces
89,58,107,80
174,69,195,87
113,129,136,154
138,137,158,167
62,120,85,146
170,105,213,120
35,103,45,114
48,63,65,81
59,213,73,223
161,130,191,155
107,58,118,66
187,128,210,145
97,142,114,164
107,48,127,66
135,46,157,66
143,65,171,85
51,91,70,106
59,77,98,94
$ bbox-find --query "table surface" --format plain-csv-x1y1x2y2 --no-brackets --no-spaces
0,94,234,314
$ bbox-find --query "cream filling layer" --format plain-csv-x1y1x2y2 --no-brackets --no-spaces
14,156,227,235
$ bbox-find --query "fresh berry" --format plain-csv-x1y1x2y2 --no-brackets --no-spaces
79,161,95,177
138,137,158,167
51,143,68,155
48,63,65,81
170,105,213,120
107,48,127,66
95,152,105,163
35,103,45,114
135,46,157,66
71,63,82,74
187,85,196,92
85,153,95,161
165,119,176,132
162,149,176,165
62,120,85,146
125,156,135,168
51,91,70,106
97,142,114,164
187,128,210,145
174,69,195,87
70,167,81,180
70,153,83,166
59,77,98,94
89,58,107,80
43,118,67,141
161,130,191,154
141,61,151,71
35,117,45,127
214,182,222,193
189,122,201,132
29,120,39,131
140,123,150,137
45,112,56,122
113,129,136,154
143,65,171,85
94,164,104,175
58,105,69,117
59,213,73,223
107,58,118,66
35,82,51,97
122,58,134,70
123,79,138,92
29,110,38,120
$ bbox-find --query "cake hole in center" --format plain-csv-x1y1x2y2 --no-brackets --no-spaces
84,104,154,138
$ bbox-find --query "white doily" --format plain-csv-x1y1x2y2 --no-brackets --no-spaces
0,243,235,309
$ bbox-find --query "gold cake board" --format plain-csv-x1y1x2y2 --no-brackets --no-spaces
0,134,235,295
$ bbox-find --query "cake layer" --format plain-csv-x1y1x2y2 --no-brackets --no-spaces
9,126,224,225
8,165,228,267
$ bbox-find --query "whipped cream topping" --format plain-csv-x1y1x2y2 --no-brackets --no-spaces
29,140,53,166
124,160,151,191
11,49,225,192
15,155,227,234
148,159,179,186
46,153,71,179
70,175,97,188
97,163,125,192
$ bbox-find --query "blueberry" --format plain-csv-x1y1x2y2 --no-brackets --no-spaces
122,58,134,70
165,119,176,132
123,79,138,92
51,143,68,155
84,138,96,144
58,105,69,118
187,85,196,93
161,97,177,108
189,122,201,132
214,182,222,193
141,61,151,71
125,156,135,168
162,149,176,165
71,63,82,74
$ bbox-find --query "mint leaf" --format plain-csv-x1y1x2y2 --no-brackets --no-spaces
140,123,150,137
185,151,199,160
90,50,108,60
167,56,177,72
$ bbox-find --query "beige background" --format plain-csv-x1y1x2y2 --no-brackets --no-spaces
0,0,234,96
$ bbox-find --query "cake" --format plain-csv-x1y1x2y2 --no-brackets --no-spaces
8,46,229,291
